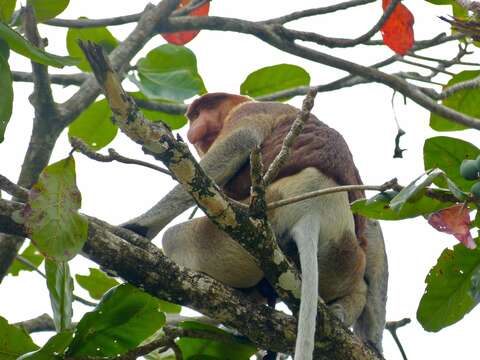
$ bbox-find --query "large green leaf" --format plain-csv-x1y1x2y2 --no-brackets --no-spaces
0,22,77,67
66,284,166,357
0,0,16,22
0,47,12,142
75,268,119,300
0,316,39,360
430,71,480,131
240,64,310,100
417,240,480,331
424,136,480,191
27,0,69,23
68,98,118,150
177,321,256,360
8,242,44,276
130,92,187,129
23,156,88,261
45,260,74,332
66,23,118,72
136,44,205,101
18,331,73,360
351,190,453,220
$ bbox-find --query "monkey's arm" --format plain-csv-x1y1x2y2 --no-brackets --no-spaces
122,127,263,239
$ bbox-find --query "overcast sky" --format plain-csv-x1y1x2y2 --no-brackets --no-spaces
1,1,479,359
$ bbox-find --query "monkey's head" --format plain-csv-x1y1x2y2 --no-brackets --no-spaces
186,92,250,155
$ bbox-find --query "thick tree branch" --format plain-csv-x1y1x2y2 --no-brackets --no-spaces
0,196,381,359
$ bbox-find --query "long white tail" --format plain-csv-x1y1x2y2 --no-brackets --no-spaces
291,216,320,360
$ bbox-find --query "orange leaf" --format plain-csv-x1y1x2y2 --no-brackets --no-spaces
161,0,210,45
381,0,414,55
428,204,476,249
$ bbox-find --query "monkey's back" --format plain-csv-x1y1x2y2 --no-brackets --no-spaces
223,102,366,245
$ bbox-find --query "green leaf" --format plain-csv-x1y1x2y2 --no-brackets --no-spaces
0,22,78,67
18,331,73,360
8,242,44,276
75,268,119,300
351,190,453,220
177,321,256,360
430,71,480,131
0,0,16,22
45,260,74,332
66,23,118,72
136,44,206,102
417,240,480,331
23,156,88,261
390,169,444,213
27,0,69,23
424,136,480,191
130,92,187,130
68,98,118,150
240,64,310,100
0,38,9,59
0,49,12,142
158,300,181,314
0,316,39,360
66,284,166,357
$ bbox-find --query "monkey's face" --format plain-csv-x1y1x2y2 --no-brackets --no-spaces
187,106,224,155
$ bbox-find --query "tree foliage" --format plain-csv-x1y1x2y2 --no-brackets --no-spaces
1,0,480,359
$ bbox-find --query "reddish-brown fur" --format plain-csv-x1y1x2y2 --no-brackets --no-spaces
187,94,367,248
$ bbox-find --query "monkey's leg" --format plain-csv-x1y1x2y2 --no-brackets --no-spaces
162,217,264,288
327,279,367,326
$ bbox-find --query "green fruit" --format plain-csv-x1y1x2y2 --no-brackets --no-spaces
476,155,480,170
460,159,479,180
471,182,480,197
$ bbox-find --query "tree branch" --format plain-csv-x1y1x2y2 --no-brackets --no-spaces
0,196,381,359
70,137,172,176
277,0,402,48
77,42,382,359
266,0,375,24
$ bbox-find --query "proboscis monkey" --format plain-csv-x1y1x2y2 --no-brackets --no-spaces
123,93,388,359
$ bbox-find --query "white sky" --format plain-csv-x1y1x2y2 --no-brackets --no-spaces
1,1,479,359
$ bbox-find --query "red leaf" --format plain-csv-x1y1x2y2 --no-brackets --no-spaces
428,204,476,249
381,0,414,55
161,0,210,45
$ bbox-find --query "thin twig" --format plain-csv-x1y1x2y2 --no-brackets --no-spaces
407,53,480,66
278,0,402,48
15,313,55,333
386,318,411,360
263,88,317,186
46,0,209,28
267,181,398,210
398,58,455,76
70,137,171,176
0,175,28,200
266,0,375,24
16,255,97,307
440,74,480,99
